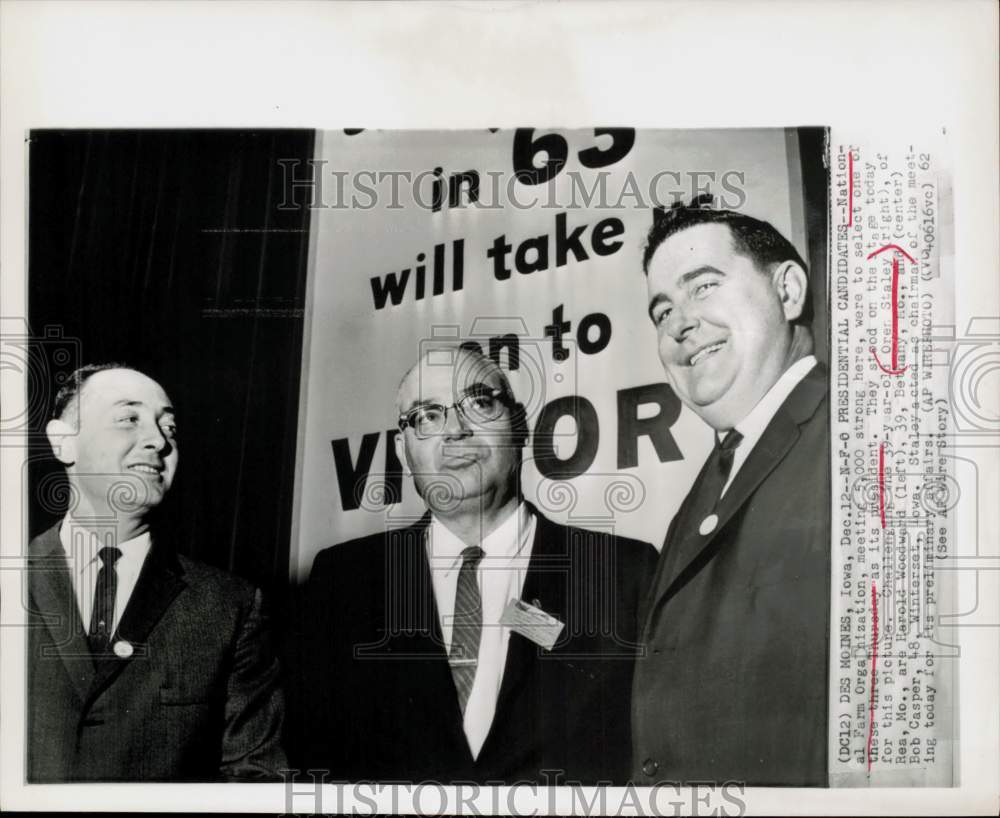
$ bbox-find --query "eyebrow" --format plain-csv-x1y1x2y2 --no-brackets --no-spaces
400,382,495,413
458,381,494,398
647,266,725,320
111,399,176,416
401,399,436,414
647,293,668,322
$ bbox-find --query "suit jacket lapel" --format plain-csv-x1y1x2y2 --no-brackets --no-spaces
651,450,720,603
486,508,565,742
88,533,187,699
382,515,447,654
648,363,828,614
385,518,471,754
28,524,94,703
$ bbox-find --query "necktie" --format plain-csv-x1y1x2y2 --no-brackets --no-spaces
660,429,745,595
88,546,123,655
688,429,744,535
449,545,484,714
713,428,744,505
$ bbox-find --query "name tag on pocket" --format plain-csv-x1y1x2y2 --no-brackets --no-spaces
500,598,565,651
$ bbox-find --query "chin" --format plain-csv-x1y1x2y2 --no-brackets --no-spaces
686,371,739,409
696,393,752,431
457,480,488,503
688,387,728,411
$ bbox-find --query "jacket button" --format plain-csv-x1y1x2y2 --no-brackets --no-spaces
642,758,658,777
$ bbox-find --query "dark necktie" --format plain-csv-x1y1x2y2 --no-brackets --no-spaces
449,545,484,715
88,546,123,655
659,429,745,596
689,429,744,535
712,429,744,506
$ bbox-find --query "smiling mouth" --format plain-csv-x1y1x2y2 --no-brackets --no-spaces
128,464,163,476
688,341,726,366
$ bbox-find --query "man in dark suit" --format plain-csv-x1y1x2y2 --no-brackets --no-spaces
286,346,656,784
27,364,285,781
632,200,830,786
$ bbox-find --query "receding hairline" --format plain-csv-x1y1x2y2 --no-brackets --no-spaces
57,366,171,421
394,347,511,415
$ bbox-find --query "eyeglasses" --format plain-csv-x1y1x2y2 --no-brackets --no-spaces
398,388,508,439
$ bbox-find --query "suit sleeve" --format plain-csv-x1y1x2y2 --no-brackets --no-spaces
281,546,349,773
219,586,288,781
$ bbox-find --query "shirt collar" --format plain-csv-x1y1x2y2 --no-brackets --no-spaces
725,355,818,447
58,517,152,575
428,502,534,574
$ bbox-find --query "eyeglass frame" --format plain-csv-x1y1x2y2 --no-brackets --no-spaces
397,387,511,439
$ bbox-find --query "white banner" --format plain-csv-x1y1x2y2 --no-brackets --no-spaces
291,128,813,579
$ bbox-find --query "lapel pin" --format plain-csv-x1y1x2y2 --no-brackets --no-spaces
112,640,134,659
698,514,719,536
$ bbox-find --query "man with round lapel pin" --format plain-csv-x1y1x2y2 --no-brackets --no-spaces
632,197,831,786
287,345,656,784
27,363,285,781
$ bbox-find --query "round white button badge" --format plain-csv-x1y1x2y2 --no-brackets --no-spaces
113,640,134,659
698,514,719,536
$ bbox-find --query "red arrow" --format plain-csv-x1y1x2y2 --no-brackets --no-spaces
869,246,910,375
867,243,916,264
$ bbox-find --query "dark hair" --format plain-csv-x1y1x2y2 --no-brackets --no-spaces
52,362,134,420
642,193,813,324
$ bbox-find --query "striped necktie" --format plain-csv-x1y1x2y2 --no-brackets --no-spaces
449,545,484,714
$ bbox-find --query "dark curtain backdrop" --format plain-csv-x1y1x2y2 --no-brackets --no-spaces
28,130,315,592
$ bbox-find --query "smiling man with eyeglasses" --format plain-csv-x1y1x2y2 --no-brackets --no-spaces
286,345,656,785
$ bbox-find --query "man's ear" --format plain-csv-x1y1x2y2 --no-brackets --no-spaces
393,431,411,476
45,418,78,466
772,261,809,322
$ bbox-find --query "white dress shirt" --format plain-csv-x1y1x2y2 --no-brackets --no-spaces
426,502,536,759
721,355,817,495
59,518,152,635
